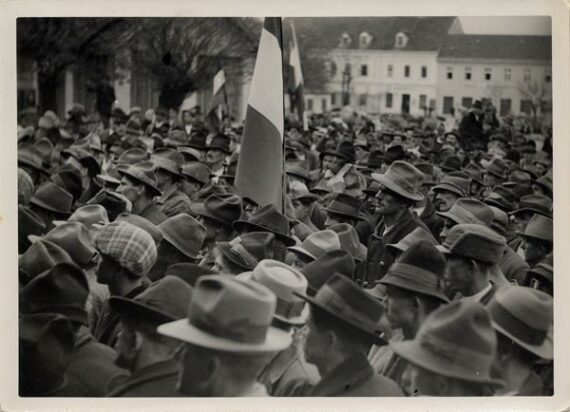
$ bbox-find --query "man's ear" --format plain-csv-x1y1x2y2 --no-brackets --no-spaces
325,329,337,349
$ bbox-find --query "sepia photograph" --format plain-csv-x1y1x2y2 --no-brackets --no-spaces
4,0,569,409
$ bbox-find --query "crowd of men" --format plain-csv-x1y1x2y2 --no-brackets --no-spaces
17,99,553,397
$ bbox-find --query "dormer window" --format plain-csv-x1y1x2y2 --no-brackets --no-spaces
395,32,408,49
340,33,352,48
359,31,372,49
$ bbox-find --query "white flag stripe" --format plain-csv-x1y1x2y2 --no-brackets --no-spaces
213,69,226,96
289,23,303,88
247,27,284,136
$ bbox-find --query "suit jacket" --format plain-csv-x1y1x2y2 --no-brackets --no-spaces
418,199,443,239
107,357,181,397
500,247,529,285
458,111,484,151
63,327,129,396
138,202,167,225
308,353,404,397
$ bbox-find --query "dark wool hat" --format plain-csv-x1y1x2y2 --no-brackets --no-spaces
301,249,355,296
437,223,506,264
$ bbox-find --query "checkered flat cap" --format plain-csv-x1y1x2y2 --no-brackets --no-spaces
94,221,157,276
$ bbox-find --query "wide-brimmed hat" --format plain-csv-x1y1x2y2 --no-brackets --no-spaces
484,186,517,212
163,129,188,148
29,222,96,267
463,162,485,186
178,146,202,162
381,241,449,303
188,130,208,150
233,204,296,247
328,223,367,262
53,204,109,232
437,198,494,227
382,145,406,164
158,214,206,260
321,141,355,164
218,232,275,271
50,165,83,202
207,133,231,153
386,227,438,255
165,263,218,287
239,259,309,325
533,174,553,198
367,150,384,168
181,162,211,186
440,155,462,172
511,194,552,217
158,275,292,352
30,182,73,216
286,162,310,182
19,148,48,174
20,263,89,325
117,148,148,166
371,160,424,201
151,148,184,177
527,254,553,284
504,170,532,187
485,158,509,180
191,193,243,227
521,214,552,243
325,193,364,220
62,146,101,176
488,286,552,360
290,181,319,202
19,239,75,281
488,206,509,237
288,229,341,261
118,161,162,197
110,275,193,326
19,205,46,253
432,174,471,198
391,300,503,386
295,274,386,346
436,223,506,264
114,213,163,245
414,162,436,185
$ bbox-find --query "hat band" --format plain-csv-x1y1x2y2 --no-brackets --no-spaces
387,263,441,291
189,305,267,345
316,284,377,332
517,203,550,215
275,298,305,320
487,300,548,346
385,170,416,193
228,238,258,268
447,206,483,225
326,201,359,218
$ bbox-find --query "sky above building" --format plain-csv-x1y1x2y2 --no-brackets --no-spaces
458,16,551,35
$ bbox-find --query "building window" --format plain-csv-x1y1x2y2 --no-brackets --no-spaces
520,99,532,114
387,64,393,78
446,67,453,79
504,68,511,81
395,32,408,48
386,93,393,108
361,64,368,76
322,98,328,111
404,65,410,78
523,68,531,83
340,33,352,48
331,93,336,106
545,68,552,82
465,67,472,80
359,32,372,49
329,60,337,77
419,94,427,109
485,68,492,81
462,97,473,108
307,98,313,111
421,66,427,78
344,63,352,76
359,94,367,106
443,96,454,114
500,99,512,116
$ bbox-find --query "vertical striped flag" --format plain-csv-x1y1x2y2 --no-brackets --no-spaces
288,19,306,131
207,67,227,132
235,17,285,210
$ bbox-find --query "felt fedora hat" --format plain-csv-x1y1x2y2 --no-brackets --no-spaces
463,162,485,186
290,181,319,202
19,204,46,243
151,148,184,177
288,229,341,261
286,161,310,182
386,227,438,255
178,146,202,162
53,204,109,232
433,174,471,198
114,213,163,246
165,263,218,287
29,222,97,267
363,181,380,197
19,239,75,281
233,204,296,247
437,198,494,227
158,275,292,352
181,162,211,186
325,193,363,220
30,182,73,216
484,186,517,212
485,158,509,180
510,194,552,217
436,223,506,265
533,174,553,198
191,194,243,227
158,213,207,260
116,148,148,166
367,149,384,168
440,155,462,172
328,223,367,262
487,286,553,360
188,129,208,150
301,249,355,296
239,259,309,325
18,148,48,174
20,262,89,325
527,254,553,284
296,273,386,346
110,275,193,325
504,170,532,187
118,161,162,197
371,160,424,201
207,133,231,153
521,214,553,243
163,129,188,148
218,232,275,271
488,206,509,237
414,162,437,185
391,300,503,386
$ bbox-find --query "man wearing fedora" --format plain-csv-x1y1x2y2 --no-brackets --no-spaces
147,213,207,281
437,223,507,304
292,274,403,396
391,300,502,396
205,133,232,181
458,100,484,152
368,160,428,281
287,230,341,269
237,260,320,396
487,287,553,395
158,275,293,396
432,173,471,213
106,276,193,396
92,221,156,347
116,161,167,225
28,181,74,232
520,214,553,268
214,232,275,274
413,162,444,238
151,148,192,217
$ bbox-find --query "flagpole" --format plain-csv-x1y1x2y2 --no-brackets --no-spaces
279,17,286,215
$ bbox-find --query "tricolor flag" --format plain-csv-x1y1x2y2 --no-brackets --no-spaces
235,17,285,210
207,67,227,132
288,19,306,130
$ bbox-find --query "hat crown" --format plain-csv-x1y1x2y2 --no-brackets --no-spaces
42,221,96,266
442,223,506,264
393,227,438,251
69,205,109,228
159,213,206,259
115,213,163,245
181,161,211,184
20,239,74,280
517,194,552,214
523,214,553,242
372,160,424,200
300,230,341,259
486,158,509,178
447,198,494,226
31,182,73,214
329,223,361,255
228,232,275,264
435,174,471,197
244,204,290,237
493,286,552,331
204,194,243,225
134,275,193,320
301,249,355,294
117,148,147,165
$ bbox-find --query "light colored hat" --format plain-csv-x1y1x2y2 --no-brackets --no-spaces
521,214,553,243
329,223,367,262
238,259,309,325
287,229,340,261
158,275,292,353
387,227,438,255
371,160,424,201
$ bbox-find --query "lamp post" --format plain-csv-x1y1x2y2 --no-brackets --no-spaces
342,64,352,106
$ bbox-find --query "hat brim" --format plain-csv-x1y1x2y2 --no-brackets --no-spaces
157,318,292,353
118,169,162,197
287,246,317,261
432,183,464,197
379,274,449,303
491,321,553,360
510,207,551,217
160,229,200,260
324,207,364,221
371,173,424,201
232,220,296,247
391,340,504,387
109,296,178,325
189,203,232,227
295,292,387,346
218,244,254,271
29,198,71,216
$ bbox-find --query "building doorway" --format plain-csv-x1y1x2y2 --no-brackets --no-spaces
401,94,410,114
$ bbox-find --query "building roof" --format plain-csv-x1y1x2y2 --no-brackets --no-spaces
439,35,552,61
291,17,458,52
